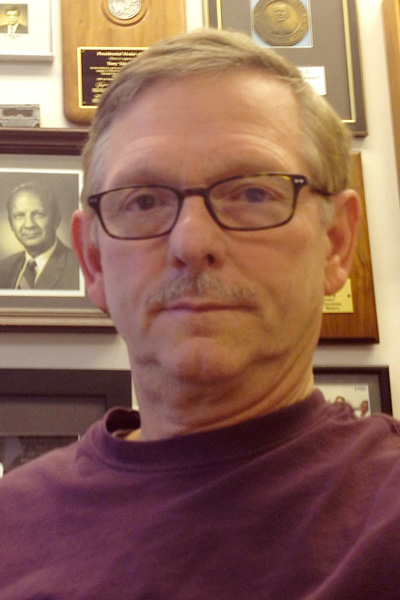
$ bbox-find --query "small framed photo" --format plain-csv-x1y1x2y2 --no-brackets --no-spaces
0,0,54,61
0,151,113,331
314,366,393,416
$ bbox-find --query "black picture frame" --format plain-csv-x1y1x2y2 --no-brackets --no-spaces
204,0,367,136
313,366,392,416
0,368,132,475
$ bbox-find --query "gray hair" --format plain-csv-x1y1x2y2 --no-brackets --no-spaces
81,28,352,211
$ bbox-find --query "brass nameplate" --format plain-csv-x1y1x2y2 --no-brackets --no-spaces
323,279,354,314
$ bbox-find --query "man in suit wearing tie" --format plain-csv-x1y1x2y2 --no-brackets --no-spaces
0,5,28,34
0,182,80,290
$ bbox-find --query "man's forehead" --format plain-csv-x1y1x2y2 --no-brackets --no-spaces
12,193,45,209
101,70,303,186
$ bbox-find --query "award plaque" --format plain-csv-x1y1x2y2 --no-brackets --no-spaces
204,0,367,136
61,0,186,124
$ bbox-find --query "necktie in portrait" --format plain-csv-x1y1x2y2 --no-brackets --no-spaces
18,260,37,289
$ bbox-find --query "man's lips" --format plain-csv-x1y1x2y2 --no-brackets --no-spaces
153,296,255,314
21,232,41,239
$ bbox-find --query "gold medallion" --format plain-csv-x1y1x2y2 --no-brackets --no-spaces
101,0,147,26
253,0,309,47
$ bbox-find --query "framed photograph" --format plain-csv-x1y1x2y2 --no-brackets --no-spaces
0,368,132,475
204,0,367,136
0,149,114,330
0,0,54,61
314,366,393,416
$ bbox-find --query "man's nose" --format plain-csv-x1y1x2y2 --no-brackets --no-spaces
22,214,36,228
166,195,227,270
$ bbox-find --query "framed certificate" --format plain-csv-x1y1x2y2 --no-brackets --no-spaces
204,0,367,136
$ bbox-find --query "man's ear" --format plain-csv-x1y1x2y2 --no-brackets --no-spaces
71,210,108,312
324,189,361,296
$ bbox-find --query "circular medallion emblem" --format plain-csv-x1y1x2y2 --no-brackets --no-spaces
253,0,309,47
108,0,141,20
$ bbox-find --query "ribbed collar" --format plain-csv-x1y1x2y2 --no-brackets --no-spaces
84,390,335,472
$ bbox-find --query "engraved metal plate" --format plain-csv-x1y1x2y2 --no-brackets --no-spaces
253,0,309,46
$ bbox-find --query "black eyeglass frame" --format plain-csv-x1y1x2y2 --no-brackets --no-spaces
87,172,323,241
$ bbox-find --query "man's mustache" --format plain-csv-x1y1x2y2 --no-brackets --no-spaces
146,272,257,309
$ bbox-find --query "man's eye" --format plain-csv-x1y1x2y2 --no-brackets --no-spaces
135,194,158,211
238,186,279,203
241,187,270,203
122,193,159,211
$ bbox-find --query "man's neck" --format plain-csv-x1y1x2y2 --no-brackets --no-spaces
130,362,315,442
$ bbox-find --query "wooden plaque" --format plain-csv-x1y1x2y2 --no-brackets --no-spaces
61,0,186,124
320,152,379,343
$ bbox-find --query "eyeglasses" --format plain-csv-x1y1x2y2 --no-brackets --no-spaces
87,172,319,240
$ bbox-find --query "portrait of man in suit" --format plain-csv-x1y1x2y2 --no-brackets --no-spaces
0,182,80,291
0,5,28,34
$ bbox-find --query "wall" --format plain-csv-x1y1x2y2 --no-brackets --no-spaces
0,1,399,415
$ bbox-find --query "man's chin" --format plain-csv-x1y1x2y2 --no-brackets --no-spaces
155,338,249,386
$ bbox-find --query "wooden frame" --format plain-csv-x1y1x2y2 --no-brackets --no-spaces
382,0,400,194
0,0,55,62
204,0,367,135
0,368,132,474
314,366,392,415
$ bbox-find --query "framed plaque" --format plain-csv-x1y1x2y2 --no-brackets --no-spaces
0,130,378,341
61,0,186,124
382,0,400,196
0,0,54,62
204,0,367,136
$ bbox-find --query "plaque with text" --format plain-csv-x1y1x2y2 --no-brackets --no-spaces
61,0,186,124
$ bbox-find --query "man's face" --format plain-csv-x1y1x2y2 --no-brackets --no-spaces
5,10,19,26
273,4,289,21
9,192,57,257
85,71,337,386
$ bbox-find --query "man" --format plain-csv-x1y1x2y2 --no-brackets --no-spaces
0,182,80,290
0,29,399,599
0,5,28,34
